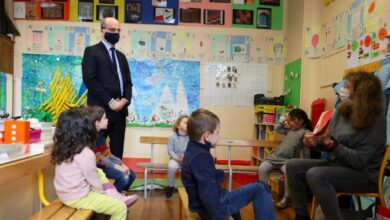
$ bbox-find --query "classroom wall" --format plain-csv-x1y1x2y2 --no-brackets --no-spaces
300,0,353,113
285,0,304,63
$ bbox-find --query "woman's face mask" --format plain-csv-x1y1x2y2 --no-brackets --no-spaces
339,87,352,102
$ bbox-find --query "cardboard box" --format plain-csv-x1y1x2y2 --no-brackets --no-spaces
4,120,30,144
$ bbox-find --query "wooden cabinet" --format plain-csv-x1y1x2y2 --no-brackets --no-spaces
0,34,14,74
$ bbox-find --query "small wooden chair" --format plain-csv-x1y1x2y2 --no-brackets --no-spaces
310,144,390,219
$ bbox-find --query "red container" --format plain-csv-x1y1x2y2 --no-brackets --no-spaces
263,114,276,123
29,129,42,143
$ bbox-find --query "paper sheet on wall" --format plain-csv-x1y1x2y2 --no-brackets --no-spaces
26,24,49,53
130,30,152,59
68,26,90,55
0,72,7,112
251,36,268,63
115,26,131,57
47,25,69,54
348,0,364,40
203,63,267,106
210,35,231,62
89,26,102,46
192,33,211,61
230,35,250,63
363,0,384,33
267,36,286,64
172,32,194,60
151,31,172,60
304,25,323,58
333,10,349,49
321,21,335,53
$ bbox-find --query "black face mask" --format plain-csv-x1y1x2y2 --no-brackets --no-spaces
104,32,120,45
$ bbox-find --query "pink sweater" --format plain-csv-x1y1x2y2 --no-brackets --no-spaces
54,147,103,202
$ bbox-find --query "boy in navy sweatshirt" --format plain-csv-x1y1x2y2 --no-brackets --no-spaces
181,108,275,220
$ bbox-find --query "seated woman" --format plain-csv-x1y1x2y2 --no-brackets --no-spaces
286,71,386,220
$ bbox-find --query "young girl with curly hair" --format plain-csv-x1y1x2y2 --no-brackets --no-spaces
51,108,128,220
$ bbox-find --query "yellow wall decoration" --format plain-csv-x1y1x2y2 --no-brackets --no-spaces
39,66,87,125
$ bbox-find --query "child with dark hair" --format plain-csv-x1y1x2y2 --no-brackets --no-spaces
258,108,312,209
166,115,189,199
86,106,137,194
51,108,128,219
181,108,275,220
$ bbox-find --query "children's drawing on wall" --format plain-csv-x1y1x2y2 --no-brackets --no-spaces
193,33,211,61
151,31,172,59
251,36,268,63
204,63,267,106
47,25,69,54
0,73,7,113
131,30,152,59
231,35,250,63
320,21,335,53
210,34,231,62
22,54,85,122
127,59,199,127
363,0,384,33
333,10,349,49
268,36,286,64
172,32,194,60
152,0,167,7
304,25,322,58
27,24,48,53
348,0,364,39
69,27,90,55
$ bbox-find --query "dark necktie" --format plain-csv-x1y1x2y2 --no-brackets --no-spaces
110,47,124,96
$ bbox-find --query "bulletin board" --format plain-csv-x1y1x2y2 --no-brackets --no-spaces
13,0,70,21
284,58,301,108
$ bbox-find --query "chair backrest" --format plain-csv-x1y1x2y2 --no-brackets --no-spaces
378,144,390,206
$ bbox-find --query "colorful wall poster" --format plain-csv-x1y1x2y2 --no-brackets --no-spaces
284,58,301,108
363,0,384,33
267,36,286,64
210,34,231,62
230,35,250,63
151,31,173,59
130,30,152,59
68,26,91,55
127,59,200,127
203,62,267,106
251,36,268,63
26,24,49,53
21,54,84,118
321,21,335,53
171,32,195,60
47,25,70,54
0,72,7,113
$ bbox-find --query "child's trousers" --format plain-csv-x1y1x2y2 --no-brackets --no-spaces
168,159,181,187
64,191,127,220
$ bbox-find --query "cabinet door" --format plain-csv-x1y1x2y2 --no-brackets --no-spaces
0,35,14,74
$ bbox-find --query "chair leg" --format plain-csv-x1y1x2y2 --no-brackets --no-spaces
144,168,148,199
310,196,317,220
357,197,362,210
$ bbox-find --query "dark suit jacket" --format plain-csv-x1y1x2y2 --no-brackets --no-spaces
82,42,132,117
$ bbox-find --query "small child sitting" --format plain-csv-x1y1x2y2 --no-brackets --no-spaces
52,108,128,219
181,108,275,220
258,108,312,209
87,106,136,193
166,115,189,199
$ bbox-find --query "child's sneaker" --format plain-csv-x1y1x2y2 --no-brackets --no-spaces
123,194,139,207
103,183,139,206
165,186,174,199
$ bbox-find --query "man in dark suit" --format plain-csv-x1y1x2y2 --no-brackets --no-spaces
82,17,132,159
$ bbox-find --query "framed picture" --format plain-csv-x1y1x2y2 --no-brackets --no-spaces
96,5,118,20
233,9,253,25
210,0,230,2
78,1,94,21
26,2,37,19
259,0,280,6
180,8,201,23
41,3,64,19
204,9,224,25
232,0,254,4
257,8,271,29
152,0,167,7
125,2,142,23
154,7,175,24
99,0,115,4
